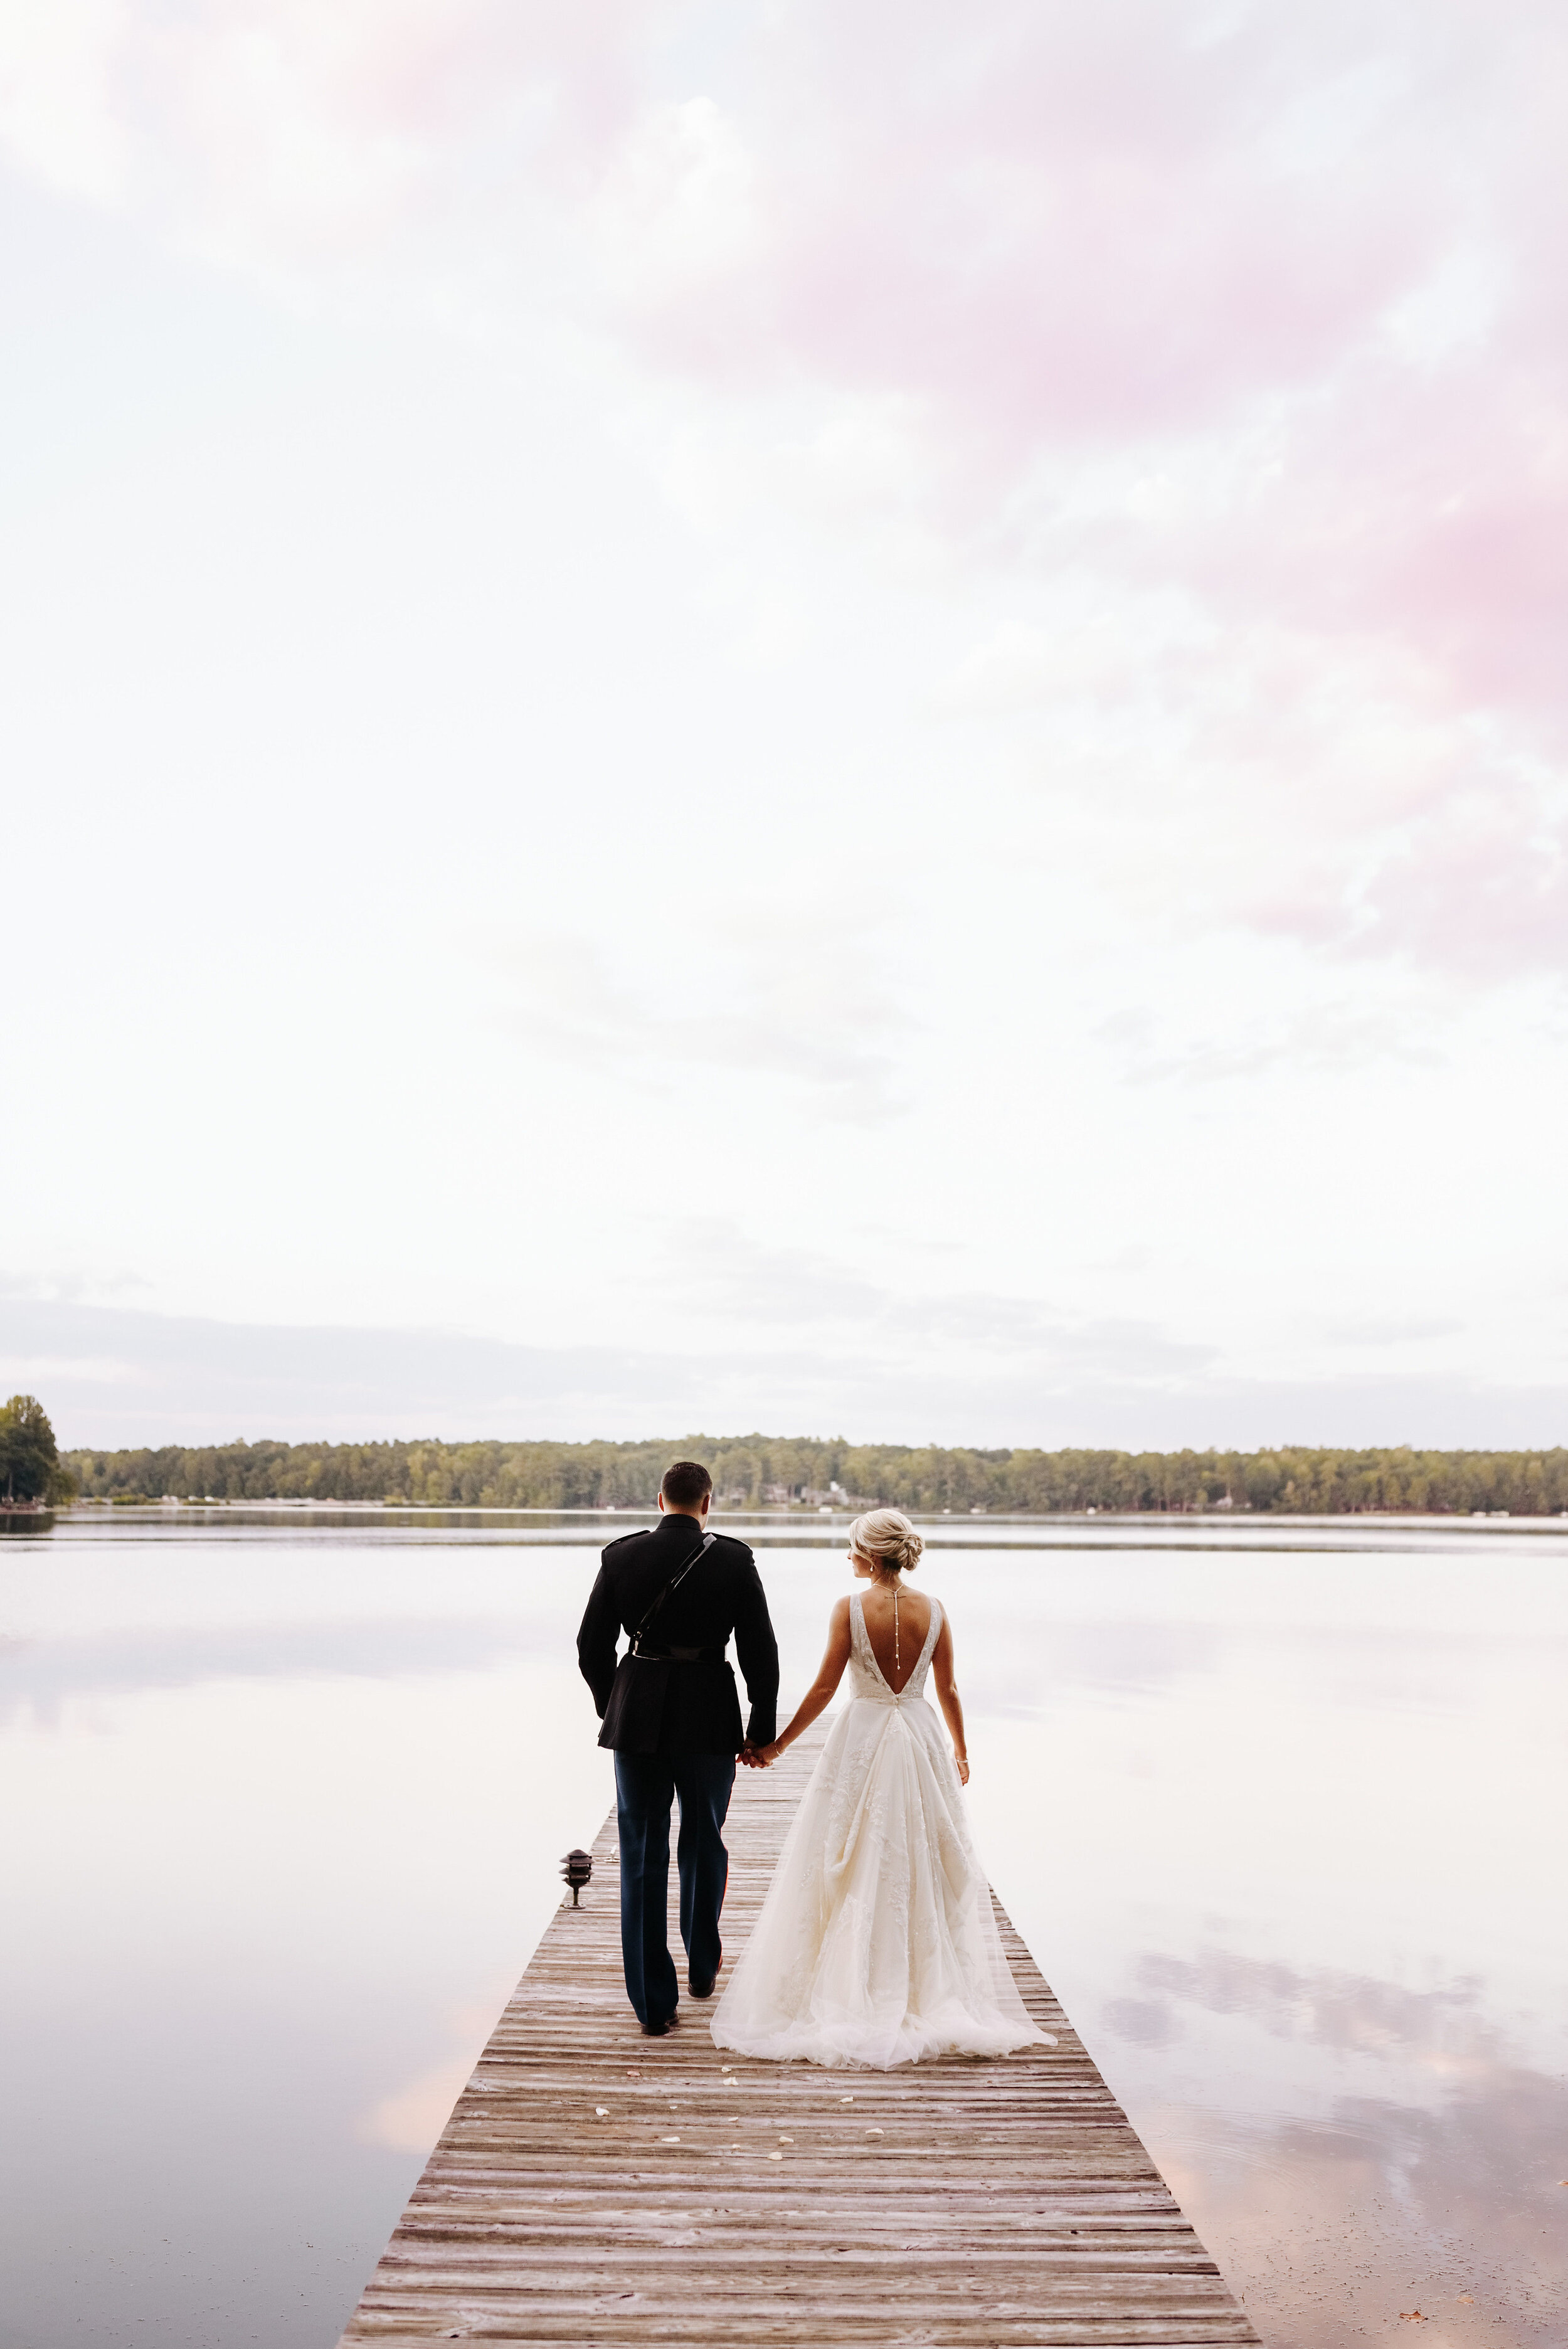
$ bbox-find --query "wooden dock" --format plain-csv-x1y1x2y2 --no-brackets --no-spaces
337,1726,1260,2346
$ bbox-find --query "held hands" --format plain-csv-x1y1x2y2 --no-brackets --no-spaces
743,1737,961,1778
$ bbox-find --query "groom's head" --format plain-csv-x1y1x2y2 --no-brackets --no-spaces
657,1458,712,1520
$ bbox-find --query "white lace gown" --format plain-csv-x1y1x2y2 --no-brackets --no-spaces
711,1593,1050,2069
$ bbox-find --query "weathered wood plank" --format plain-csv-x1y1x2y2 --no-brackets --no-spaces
337,1726,1260,2346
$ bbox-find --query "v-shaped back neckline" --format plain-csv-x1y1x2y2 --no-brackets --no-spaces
852,1588,940,1697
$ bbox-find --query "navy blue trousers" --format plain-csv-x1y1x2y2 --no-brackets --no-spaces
613,1751,735,2028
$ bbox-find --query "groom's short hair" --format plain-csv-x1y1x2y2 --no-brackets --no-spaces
660,1458,713,1507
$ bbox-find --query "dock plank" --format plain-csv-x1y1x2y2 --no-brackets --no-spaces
338,1726,1260,2346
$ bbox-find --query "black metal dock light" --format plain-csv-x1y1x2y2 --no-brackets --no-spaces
561,1848,593,1906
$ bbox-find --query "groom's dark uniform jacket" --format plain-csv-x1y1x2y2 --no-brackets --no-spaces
578,1514,778,1757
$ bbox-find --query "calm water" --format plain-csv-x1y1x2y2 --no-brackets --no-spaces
3,1510,1565,2348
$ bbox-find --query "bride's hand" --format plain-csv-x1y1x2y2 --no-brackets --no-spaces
954,1753,970,1786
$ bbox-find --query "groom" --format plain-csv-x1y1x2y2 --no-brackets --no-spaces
577,1460,779,2035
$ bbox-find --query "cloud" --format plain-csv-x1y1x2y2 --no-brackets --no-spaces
5,0,1568,1000
0,1290,665,1445
1323,1317,1465,1349
493,921,912,1119
661,1219,1217,1379
0,0,128,201
8,1286,1568,1448
592,93,756,307
1099,997,1449,1086
0,1352,145,1389
0,0,660,260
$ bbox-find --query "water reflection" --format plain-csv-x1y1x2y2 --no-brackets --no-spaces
1085,1919,1568,2339
1,1514,1564,2347
0,1616,552,1727
1150,2054,1568,2346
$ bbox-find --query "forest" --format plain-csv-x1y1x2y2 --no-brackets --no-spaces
61,1433,1568,1515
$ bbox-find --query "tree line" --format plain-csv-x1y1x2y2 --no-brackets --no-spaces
60,1433,1568,1515
2,1395,74,1506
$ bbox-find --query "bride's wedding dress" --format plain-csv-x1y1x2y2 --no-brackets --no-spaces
711,1593,1050,2069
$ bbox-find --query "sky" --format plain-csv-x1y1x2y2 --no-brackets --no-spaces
2,0,1566,1453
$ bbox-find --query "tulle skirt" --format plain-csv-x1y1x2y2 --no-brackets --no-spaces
711,1694,1049,2069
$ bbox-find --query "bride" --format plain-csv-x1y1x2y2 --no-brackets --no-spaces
711,1509,1052,2069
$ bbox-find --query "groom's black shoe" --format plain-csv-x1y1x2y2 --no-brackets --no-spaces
688,1953,721,1998
641,2013,677,2037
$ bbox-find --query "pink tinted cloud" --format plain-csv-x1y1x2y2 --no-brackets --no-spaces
1361,803,1568,977
31,5,1567,527
701,1,1562,740
105,1,675,249
8,0,1565,977
666,1,1448,437
1244,769,1568,980
632,0,1566,977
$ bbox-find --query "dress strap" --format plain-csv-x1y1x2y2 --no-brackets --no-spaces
849,1589,889,1693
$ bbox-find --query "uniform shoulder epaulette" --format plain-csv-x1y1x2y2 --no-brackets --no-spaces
602,1527,649,1554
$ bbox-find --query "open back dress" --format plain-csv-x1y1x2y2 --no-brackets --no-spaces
711,1593,1050,2069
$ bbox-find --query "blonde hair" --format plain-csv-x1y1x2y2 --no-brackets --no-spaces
848,1508,923,1576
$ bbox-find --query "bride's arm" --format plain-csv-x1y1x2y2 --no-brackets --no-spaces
930,1614,970,1784
752,1598,853,1764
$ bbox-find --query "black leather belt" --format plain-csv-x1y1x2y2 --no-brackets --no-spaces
630,1643,726,1663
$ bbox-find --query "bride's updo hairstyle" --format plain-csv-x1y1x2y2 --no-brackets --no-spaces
848,1508,924,1577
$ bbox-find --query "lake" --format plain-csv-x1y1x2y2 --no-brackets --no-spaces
3,1508,1565,2348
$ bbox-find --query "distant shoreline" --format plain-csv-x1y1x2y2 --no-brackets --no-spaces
56,1428,1568,1523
